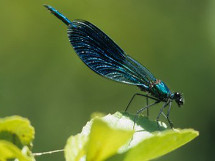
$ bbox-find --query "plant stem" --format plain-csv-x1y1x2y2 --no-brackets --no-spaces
33,149,64,156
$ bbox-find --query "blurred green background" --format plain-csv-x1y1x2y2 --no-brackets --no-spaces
0,0,215,160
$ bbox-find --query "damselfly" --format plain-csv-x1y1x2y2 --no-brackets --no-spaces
44,5,184,128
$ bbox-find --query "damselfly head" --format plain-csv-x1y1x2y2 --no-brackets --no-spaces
173,92,184,107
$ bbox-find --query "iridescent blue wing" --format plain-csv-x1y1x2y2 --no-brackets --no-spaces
68,20,156,86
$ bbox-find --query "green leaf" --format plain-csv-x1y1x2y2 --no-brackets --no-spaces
0,140,31,161
130,129,199,161
65,134,88,161
64,112,199,161
86,119,134,161
64,117,134,161
106,112,199,161
108,129,199,161
0,116,35,146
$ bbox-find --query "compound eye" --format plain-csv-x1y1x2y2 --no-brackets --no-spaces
174,92,180,98
175,92,180,96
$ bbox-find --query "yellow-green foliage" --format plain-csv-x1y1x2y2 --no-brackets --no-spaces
0,116,35,161
0,113,199,161
64,112,199,161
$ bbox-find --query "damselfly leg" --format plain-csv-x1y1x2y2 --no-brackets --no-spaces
146,96,149,116
133,100,160,129
155,101,174,128
125,93,159,117
156,102,169,128
166,101,174,128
